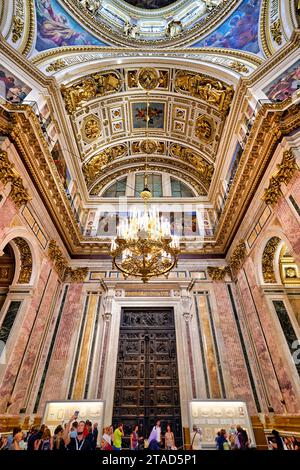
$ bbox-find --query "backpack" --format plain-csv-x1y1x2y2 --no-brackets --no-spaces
223,441,230,450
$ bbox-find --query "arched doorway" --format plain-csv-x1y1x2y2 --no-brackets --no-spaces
261,236,300,378
0,243,16,313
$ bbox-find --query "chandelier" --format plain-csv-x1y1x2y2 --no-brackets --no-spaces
110,77,180,282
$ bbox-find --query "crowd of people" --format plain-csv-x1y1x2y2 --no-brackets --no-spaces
0,416,299,451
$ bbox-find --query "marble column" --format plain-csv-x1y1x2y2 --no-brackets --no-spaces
37,282,85,412
8,264,60,413
0,184,17,241
213,281,256,413
276,198,300,264
0,257,53,413
239,257,300,413
287,171,300,208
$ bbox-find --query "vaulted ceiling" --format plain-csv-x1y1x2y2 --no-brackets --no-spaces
60,65,233,197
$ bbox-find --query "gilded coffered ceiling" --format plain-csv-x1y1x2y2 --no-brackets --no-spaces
61,65,233,196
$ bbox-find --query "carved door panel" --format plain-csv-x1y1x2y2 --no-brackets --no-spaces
112,307,182,447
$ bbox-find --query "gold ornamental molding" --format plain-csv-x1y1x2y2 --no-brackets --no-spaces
0,150,31,208
263,149,299,206
48,240,88,282
48,240,69,279
14,237,32,284
207,266,231,281
64,267,88,283
61,70,122,114
0,105,82,252
229,240,247,277
262,236,281,283
174,71,234,114
214,102,300,252
89,159,210,196
31,46,262,70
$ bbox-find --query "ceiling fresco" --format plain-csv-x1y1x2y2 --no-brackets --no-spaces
35,0,108,52
192,0,262,54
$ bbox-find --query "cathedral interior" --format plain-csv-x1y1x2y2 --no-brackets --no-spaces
0,0,300,450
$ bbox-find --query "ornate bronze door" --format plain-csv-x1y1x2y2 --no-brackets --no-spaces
112,307,182,448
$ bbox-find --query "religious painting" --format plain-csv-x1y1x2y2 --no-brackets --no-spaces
0,64,31,104
263,59,300,102
194,0,261,54
132,102,165,129
124,0,177,9
97,212,119,236
35,0,106,52
51,141,71,190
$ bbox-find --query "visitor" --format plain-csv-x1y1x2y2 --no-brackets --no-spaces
190,425,202,450
53,425,65,451
109,425,115,446
269,429,284,450
101,427,113,450
149,420,161,446
113,423,124,451
228,424,238,450
64,416,93,450
35,427,53,451
70,421,78,438
165,424,176,450
92,422,98,449
236,425,250,449
9,427,24,451
216,429,230,450
130,424,139,450
148,429,160,450
26,425,40,451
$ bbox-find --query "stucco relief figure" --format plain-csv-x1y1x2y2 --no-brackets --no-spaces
165,20,183,38
202,0,220,11
79,0,102,15
124,21,140,38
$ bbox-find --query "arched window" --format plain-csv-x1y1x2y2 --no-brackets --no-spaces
135,174,162,197
171,178,194,197
102,177,127,197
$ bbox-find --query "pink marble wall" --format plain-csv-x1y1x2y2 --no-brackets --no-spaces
0,183,17,241
286,171,300,208
38,283,85,411
229,283,270,413
0,257,53,413
276,197,300,264
239,257,300,413
213,282,256,414
8,265,60,413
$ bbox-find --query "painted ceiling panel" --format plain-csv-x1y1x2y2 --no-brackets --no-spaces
191,0,262,54
35,0,109,52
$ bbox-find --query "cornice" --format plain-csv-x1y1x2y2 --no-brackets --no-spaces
31,45,263,69
0,106,83,252
214,102,300,251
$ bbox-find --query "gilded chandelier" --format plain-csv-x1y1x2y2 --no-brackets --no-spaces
110,186,180,283
110,72,180,282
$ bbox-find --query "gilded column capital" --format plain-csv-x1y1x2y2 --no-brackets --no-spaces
263,149,299,206
207,266,231,281
0,150,31,208
229,240,247,277
48,239,68,279
65,267,88,283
